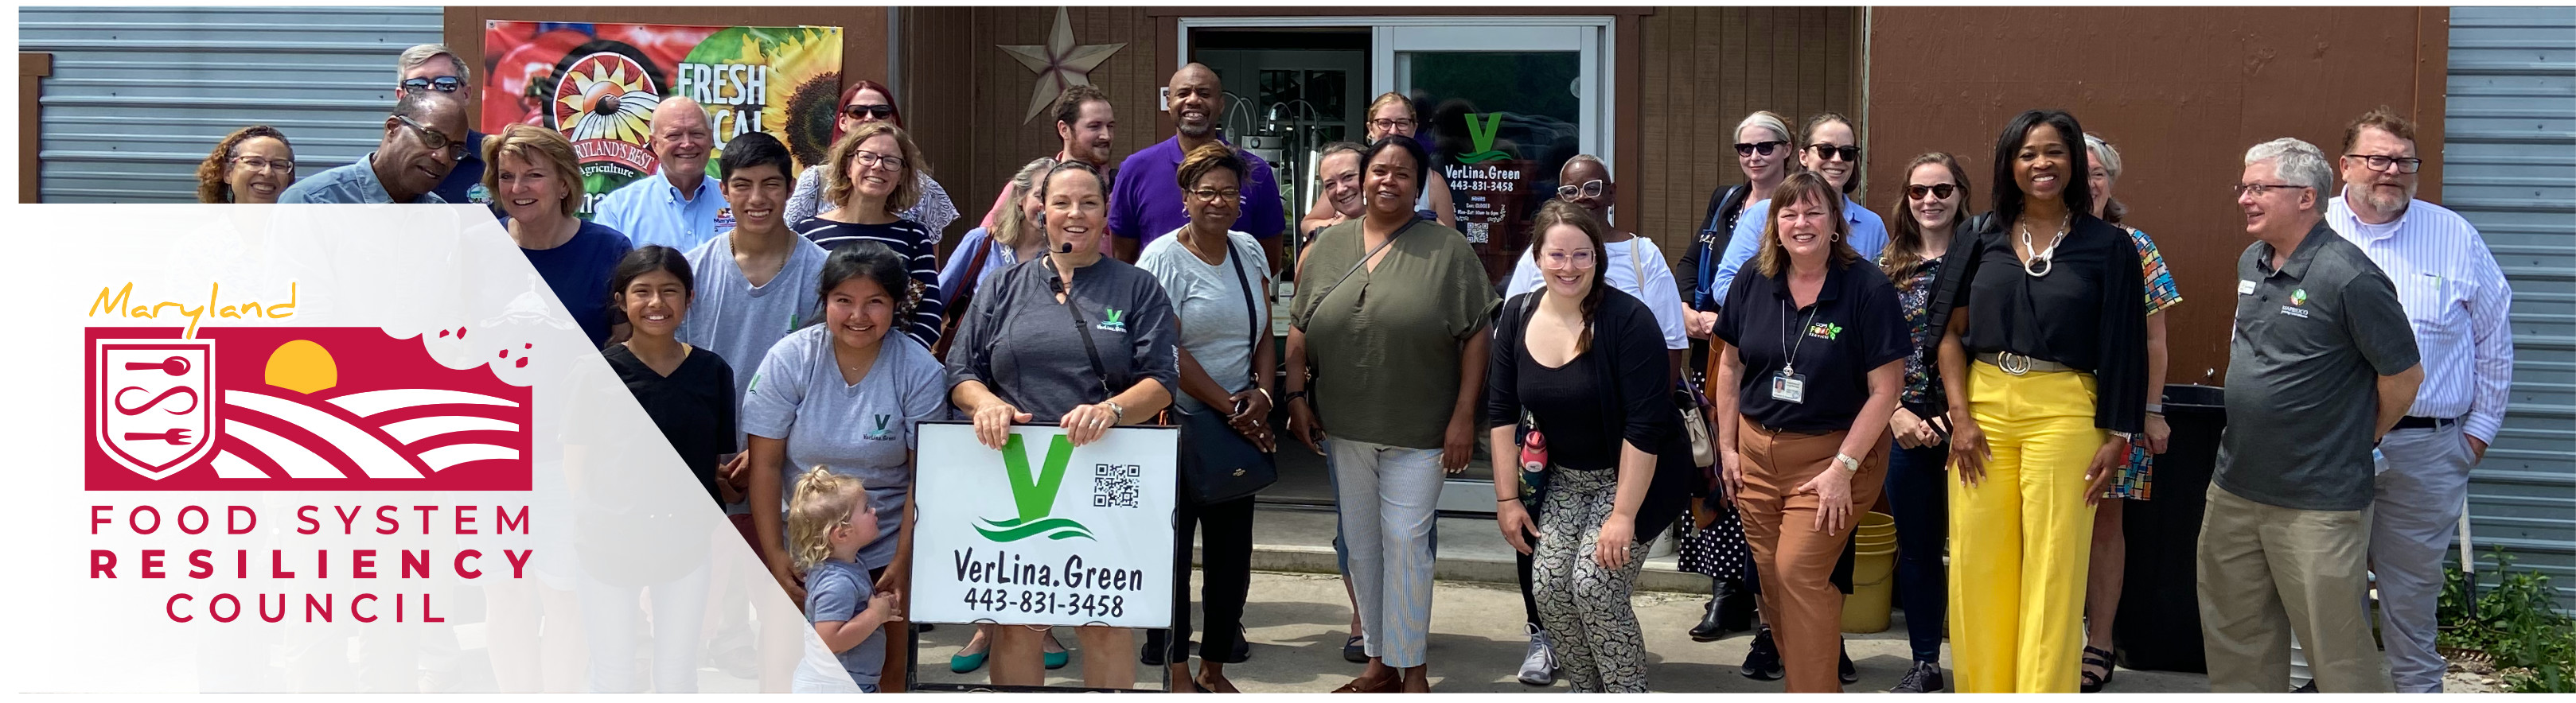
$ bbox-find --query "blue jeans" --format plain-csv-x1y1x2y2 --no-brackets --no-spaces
1884,441,1950,663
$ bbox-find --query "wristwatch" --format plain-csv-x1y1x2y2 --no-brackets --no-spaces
1832,453,1861,476
1100,399,1126,424
1284,390,1310,405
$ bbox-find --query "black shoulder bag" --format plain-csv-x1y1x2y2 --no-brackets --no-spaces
1175,240,1279,504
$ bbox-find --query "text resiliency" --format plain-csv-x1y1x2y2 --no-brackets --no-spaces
88,503,534,623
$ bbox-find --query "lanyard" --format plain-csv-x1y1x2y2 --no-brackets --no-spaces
1778,298,1822,378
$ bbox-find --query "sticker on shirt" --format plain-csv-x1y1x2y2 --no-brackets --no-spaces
466,183,492,204
864,414,896,441
1096,307,1128,333
2238,279,2257,295
1806,321,1843,340
714,207,738,232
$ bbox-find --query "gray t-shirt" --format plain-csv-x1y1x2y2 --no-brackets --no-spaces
946,257,1182,423
742,325,950,570
801,558,883,687
2217,222,2421,511
677,233,829,449
1136,230,1272,413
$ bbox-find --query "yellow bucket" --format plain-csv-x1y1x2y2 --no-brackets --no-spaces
1841,541,1900,633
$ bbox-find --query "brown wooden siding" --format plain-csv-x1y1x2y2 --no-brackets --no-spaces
1635,7,1865,262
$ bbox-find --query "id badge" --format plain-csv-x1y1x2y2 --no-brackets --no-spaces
1770,372,1806,404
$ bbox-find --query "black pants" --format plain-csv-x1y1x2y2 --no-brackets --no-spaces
1151,495,1256,663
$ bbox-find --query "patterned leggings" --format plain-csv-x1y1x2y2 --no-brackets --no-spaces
1532,465,1650,692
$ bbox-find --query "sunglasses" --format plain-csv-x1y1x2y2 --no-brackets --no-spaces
1734,140,1785,157
1807,143,1861,162
843,103,896,121
399,76,462,93
1906,183,1958,200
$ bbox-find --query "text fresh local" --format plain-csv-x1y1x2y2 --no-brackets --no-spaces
953,548,1147,592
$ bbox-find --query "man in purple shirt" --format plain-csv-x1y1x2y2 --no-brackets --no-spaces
1109,63,1286,269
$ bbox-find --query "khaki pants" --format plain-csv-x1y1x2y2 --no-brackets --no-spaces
2196,484,2393,693
1737,419,1887,693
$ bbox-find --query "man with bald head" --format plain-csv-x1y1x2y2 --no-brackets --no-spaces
279,89,467,204
1109,63,1286,266
595,96,731,251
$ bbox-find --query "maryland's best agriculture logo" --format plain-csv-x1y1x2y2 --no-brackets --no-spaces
86,324,533,491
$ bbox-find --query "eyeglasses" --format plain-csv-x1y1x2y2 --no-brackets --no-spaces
2233,182,2312,197
1806,143,1861,162
231,156,294,173
394,115,466,158
1540,250,1597,268
1187,188,1242,204
399,76,462,93
843,103,896,121
1906,183,1958,200
1367,118,1417,132
1734,140,1786,157
851,150,908,172
2344,153,2422,174
1555,180,1606,200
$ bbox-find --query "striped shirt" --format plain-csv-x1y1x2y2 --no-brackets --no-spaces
793,216,947,352
2325,196,2515,444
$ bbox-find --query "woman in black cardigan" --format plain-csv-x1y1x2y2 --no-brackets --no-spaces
1486,200,1693,693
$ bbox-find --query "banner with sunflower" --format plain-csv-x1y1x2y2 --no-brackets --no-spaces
483,21,844,216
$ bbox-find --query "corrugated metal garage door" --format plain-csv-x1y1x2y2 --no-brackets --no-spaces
21,6,443,202
2446,6,2576,607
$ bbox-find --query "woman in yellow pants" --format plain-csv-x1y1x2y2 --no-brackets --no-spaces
1925,109,2148,693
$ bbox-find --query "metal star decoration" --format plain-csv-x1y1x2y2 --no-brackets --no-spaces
1000,6,1124,124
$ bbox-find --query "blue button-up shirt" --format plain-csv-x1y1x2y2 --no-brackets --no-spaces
594,173,731,252
1703,193,1889,309
275,152,448,204
431,130,490,206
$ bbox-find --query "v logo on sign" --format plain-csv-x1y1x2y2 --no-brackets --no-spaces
1459,112,1510,165
977,433,1094,542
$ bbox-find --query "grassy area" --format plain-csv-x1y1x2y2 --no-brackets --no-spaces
2438,548,2576,693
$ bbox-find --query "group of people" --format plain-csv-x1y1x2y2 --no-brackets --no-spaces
195,41,2512,695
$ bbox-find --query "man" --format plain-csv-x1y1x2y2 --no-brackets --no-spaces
396,44,490,207
278,90,466,204
1109,64,1286,266
2324,107,2515,694
2200,137,2418,693
595,97,728,252
980,84,1118,231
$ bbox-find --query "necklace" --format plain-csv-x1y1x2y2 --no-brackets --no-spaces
2017,213,2072,277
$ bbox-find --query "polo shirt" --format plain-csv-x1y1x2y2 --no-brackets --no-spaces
1108,135,1286,245
2216,221,2421,511
275,152,448,204
593,173,732,253
1708,193,1890,303
1713,257,1910,434
431,130,490,206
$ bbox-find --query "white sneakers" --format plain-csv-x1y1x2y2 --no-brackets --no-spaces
1518,623,1559,686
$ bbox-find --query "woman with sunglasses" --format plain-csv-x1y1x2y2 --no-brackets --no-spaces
1710,113,1890,302
1302,93,1456,230
2074,132,2181,693
797,122,947,352
785,80,961,241
197,125,294,204
1926,110,2147,693
1873,152,1973,692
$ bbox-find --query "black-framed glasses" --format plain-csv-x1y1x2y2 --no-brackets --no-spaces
1906,183,1958,200
2344,153,2423,174
2233,182,2312,197
1807,143,1861,162
231,155,294,173
394,115,466,157
1556,179,1606,200
850,150,908,172
1187,188,1242,204
399,76,462,93
1734,140,1785,157
843,103,896,121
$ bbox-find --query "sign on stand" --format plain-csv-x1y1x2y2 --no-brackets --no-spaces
910,421,1175,630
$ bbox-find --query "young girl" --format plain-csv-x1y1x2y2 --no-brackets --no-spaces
788,467,904,693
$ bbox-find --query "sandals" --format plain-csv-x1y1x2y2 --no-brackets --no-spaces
2080,645,2116,693
1331,674,1401,693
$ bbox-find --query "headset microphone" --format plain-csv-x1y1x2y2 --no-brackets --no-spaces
1056,241,1076,254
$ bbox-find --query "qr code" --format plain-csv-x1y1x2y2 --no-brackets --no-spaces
1092,464,1141,507
1464,222,1490,243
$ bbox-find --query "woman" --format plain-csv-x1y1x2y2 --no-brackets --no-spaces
1927,110,2147,693
1299,141,1370,256
1713,112,1892,301
1136,142,1279,693
1487,200,1693,693
575,244,731,692
1300,95,1455,232
1876,152,1972,693
1678,110,1794,646
742,242,951,692
1710,170,1909,693
486,123,635,348
947,160,1179,689
785,80,960,238
797,122,946,352
198,125,294,204
1285,135,1499,693
2076,132,2180,693
937,157,1056,314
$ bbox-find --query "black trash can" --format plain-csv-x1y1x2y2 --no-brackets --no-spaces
2113,384,2225,673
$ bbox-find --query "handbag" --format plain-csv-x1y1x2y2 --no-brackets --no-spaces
1175,238,1278,504
1677,377,1716,469
1678,493,1752,581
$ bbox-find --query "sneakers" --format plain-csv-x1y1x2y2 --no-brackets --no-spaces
1740,627,1784,680
1888,660,1946,693
1518,623,1559,686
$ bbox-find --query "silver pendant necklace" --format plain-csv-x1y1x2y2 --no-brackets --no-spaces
2018,214,2072,277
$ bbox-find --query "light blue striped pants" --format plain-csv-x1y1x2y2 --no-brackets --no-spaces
1328,438,1446,668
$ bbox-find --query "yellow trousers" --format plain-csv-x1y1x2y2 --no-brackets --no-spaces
1948,361,2106,693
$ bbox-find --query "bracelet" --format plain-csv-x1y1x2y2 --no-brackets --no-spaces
1497,496,1522,503
1284,390,1309,404
1253,386,1274,405
2145,403,2165,414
